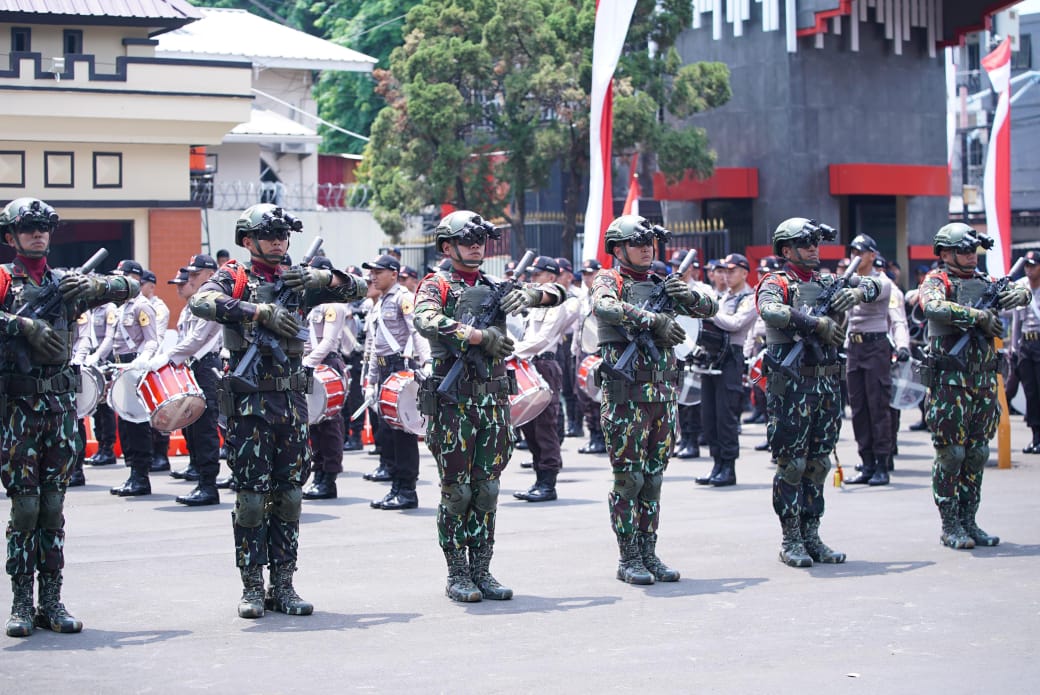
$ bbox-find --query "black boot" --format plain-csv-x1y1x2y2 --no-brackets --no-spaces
801,516,845,563
85,445,116,466
754,440,770,451
68,465,86,488
938,500,975,550
694,458,721,485
34,571,82,633
909,419,928,431
710,459,736,487
150,454,171,472
578,431,606,454
443,548,482,602
1024,428,1040,454
342,435,363,452
362,464,391,482
868,454,890,486
516,469,557,502
778,516,813,567
238,565,265,619
5,575,34,637
302,470,325,495
616,534,654,584
176,483,220,506
847,452,876,484
960,500,1000,547
372,479,400,508
379,484,418,510
638,531,679,581
564,422,583,438
468,544,513,600
215,476,234,490
302,472,337,500
675,442,700,459
170,464,199,481
110,470,151,496
266,561,313,615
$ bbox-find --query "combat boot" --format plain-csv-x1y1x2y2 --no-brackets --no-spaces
960,501,1000,547
938,501,975,550
170,464,199,481
150,454,171,472
515,469,558,502
847,452,876,484
362,464,391,482
469,544,513,600
637,531,679,582
778,516,813,567
6,575,34,637
237,565,265,619
35,571,83,633
68,465,86,488
868,455,890,486
302,470,325,494
616,534,654,585
800,516,846,564
578,431,606,454
110,470,151,496
265,562,314,615
372,480,400,508
443,548,482,602
1024,428,1040,454
379,484,418,510
694,458,721,485
303,473,337,500
710,459,737,487
85,445,116,466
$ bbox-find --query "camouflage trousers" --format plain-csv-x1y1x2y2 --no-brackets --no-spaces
766,378,842,519
601,398,676,537
926,378,999,509
228,413,307,567
426,402,511,551
1,399,77,576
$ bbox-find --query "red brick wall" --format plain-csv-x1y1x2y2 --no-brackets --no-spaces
148,208,201,312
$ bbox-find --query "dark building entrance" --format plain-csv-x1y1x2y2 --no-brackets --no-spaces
0,220,132,273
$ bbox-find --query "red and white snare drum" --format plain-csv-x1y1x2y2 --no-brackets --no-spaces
306,364,348,425
576,354,603,403
378,370,426,435
137,363,207,433
748,349,767,392
107,367,151,424
505,357,551,427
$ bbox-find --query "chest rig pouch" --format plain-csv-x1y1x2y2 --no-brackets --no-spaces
8,272,74,366
226,276,304,359
927,274,989,338
597,277,661,345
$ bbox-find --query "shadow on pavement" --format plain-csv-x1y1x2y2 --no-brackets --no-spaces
243,611,422,633
3,628,192,652
806,559,934,578
970,543,1040,558
640,576,768,598
501,498,599,508
463,594,621,615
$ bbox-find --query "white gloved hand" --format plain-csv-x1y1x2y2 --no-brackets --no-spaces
84,352,101,367
365,384,379,406
145,355,169,372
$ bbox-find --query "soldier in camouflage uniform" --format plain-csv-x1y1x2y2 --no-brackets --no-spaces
414,210,564,602
918,223,1029,549
757,218,881,568
592,215,718,585
190,204,367,619
0,197,137,637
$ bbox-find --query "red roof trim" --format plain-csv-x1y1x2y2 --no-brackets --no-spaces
653,167,759,201
795,1,853,38
938,1,1021,48
828,163,950,197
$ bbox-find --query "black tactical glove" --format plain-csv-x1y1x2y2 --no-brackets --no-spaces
282,267,332,290
830,287,866,313
651,313,686,347
972,309,1003,339
255,303,300,338
896,347,911,362
58,273,105,305
478,326,514,359
998,286,1030,310
500,287,542,315
663,275,699,307
18,317,65,362
813,316,845,348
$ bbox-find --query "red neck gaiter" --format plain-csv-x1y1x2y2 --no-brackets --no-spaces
16,255,48,284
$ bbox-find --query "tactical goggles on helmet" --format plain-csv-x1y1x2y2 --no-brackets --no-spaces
249,207,302,241
10,200,59,232
455,216,502,246
789,220,837,249
626,224,671,248
949,234,994,255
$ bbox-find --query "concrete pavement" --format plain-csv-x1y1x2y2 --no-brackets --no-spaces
2,413,1039,694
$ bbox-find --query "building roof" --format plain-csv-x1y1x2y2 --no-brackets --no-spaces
156,8,377,72
226,107,321,145
0,0,199,32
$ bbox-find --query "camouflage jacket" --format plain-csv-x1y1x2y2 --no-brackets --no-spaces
919,264,999,388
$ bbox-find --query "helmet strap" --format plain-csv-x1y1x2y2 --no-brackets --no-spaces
248,233,288,266
8,229,48,259
619,246,651,273
450,240,483,268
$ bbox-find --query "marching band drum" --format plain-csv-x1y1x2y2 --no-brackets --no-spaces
75,365,106,419
378,370,427,436
307,364,348,426
505,356,551,427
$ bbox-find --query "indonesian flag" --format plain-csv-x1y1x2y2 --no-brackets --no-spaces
582,0,638,268
982,38,1012,276
622,152,640,216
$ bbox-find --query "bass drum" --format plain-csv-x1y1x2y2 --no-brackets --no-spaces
505,357,551,427
107,367,151,424
672,316,701,362
378,370,427,436
76,365,105,419
576,354,602,403
677,369,701,406
890,359,929,410
306,364,348,425
578,313,599,355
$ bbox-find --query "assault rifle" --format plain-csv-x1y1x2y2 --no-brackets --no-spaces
947,255,1027,367
605,246,699,382
436,249,537,404
230,236,323,390
777,254,862,378
12,247,109,373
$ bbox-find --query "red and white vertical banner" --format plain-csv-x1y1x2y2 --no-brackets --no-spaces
622,152,640,216
982,38,1012,276
582,0,638,268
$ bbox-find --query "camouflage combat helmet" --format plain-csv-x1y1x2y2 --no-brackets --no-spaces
604,215,660,255
434,210,500,246
932,222,993,256
0,197,59,258
772,217,837,256
234,204,302,247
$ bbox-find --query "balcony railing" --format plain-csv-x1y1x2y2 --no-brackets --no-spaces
190,179,372,211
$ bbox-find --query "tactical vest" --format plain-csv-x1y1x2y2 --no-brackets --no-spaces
927,272,990,337
428,276,506,360
223,274,304,359
1,265,74,367
598,276,663,345
764,272,828,345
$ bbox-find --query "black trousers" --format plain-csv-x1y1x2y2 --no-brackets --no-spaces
846,340,894,458
574,353,602,435
520,357,563,473
343,352,364,441
113,353,152,474
557,336,578,427
700,350,744,460
309,354,346,475
93,401,116,449
185,354,222,483
1017,339,1040,430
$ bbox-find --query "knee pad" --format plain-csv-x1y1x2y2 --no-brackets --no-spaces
271,487,303,523
612,471,644,501
234,491,266,528
471,479,500,513
639,473,664,502
805,457,832,486
935,445,966,476
9,495,39,532
776,457,807,486
963,444,989,474
38,490,65,531
441,482,472,515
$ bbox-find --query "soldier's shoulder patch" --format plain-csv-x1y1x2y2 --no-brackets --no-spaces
138,311,150,327
324,306,337,322
399,294,414,315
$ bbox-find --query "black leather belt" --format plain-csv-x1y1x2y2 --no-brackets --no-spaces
377,354,406,369
848,332,888,343
534,352,557,361
114,352,138,364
